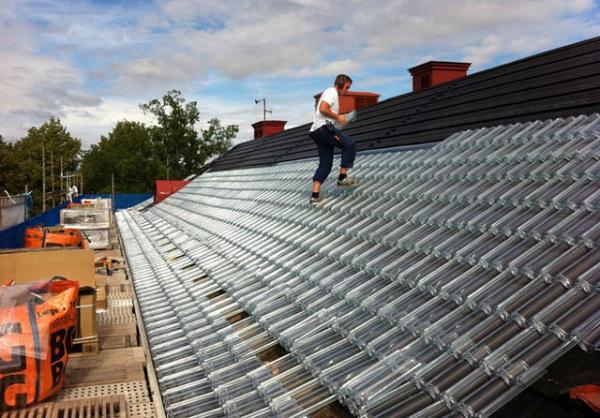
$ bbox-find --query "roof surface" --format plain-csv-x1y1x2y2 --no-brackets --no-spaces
117,114,600,417
208,36,600,173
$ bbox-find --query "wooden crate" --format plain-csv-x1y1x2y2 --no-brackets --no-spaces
98,323,138,350
70,336,100,357
65,347,146,388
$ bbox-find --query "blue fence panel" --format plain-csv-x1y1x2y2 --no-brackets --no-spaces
0,204,67,249
77,194,152,210
0,193,152,249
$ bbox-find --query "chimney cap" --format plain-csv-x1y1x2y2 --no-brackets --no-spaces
313,90,381,100
251,120,287,128
408,61,471,75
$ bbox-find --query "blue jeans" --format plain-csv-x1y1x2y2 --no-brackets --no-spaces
310,124,356,183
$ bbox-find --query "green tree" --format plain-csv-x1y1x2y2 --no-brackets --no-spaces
11,118,81,209
80,121,160,193
0,135,18,193
141,90,238,179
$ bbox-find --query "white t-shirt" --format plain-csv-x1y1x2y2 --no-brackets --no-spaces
310,87,339,132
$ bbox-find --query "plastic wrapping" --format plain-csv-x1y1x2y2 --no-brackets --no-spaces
60,208,111,227
0,278,79,409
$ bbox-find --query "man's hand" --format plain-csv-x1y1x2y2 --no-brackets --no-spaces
319,101,347,125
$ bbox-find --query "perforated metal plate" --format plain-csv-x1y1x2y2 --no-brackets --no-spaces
56,381,150,406
128,402,156,418
53,395,127,417
1,396,127,418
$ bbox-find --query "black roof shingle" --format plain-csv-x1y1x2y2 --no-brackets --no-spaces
208,36,600,172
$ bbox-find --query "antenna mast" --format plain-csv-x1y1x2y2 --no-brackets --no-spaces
254,98,272,121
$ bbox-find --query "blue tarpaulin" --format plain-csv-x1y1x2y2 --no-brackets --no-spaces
0,193,151,249
75,193,153,210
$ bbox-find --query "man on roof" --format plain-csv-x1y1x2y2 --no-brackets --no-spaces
309,74,358,204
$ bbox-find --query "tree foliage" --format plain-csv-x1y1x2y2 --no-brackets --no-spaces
80,121,160,193
141,90,238,179
2,118,81,200
0,135,17,193
3,91,237,200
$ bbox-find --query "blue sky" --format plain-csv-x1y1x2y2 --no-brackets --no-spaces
1,0,599,147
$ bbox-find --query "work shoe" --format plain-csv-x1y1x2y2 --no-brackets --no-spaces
337,176,359,187
310,195,326,205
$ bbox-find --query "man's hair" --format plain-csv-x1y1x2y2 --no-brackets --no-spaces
334,74,352,89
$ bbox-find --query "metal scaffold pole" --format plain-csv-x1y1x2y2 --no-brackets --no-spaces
42,142,46,212
111,173,115,211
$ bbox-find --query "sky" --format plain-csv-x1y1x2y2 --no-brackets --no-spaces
1,0,599,148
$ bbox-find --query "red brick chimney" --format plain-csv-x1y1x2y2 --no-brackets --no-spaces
252,120,287,139
314,91,380,114
408,61,471,91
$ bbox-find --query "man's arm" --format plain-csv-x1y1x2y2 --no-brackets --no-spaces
319,101,347,124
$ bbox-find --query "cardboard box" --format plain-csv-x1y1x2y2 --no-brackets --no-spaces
95,274,107,310
0,247,96,287
72,287,99,356
75,287,97,342
96,286,107,310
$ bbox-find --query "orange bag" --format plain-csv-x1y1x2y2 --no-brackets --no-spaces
23,228,44,249
44,228,83,248
23,227,83,249
0,278,79,410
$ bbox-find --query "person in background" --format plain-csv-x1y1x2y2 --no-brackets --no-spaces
309,74,358,205
66,185,78,203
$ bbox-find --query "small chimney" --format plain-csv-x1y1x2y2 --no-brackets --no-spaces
154,180,191,204
252,120,287,139
408,61,471,92
314,91,380,114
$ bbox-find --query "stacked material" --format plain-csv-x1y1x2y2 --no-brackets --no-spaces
61,199,111,249
117,115,600,417
81,198,113,209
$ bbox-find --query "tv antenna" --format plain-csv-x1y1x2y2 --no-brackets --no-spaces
254,98,272,121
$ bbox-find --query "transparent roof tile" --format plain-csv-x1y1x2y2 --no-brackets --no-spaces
117,114,600,417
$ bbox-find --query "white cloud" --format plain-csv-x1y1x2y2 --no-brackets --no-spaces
0,0,598,147
0,50,101,141
61,97,155,148
105,0,599,90
461,13,600,68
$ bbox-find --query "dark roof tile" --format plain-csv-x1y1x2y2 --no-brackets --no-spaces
206,36,600,173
